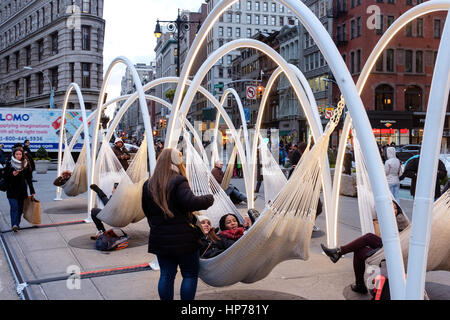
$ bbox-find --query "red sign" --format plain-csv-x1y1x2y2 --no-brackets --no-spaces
246,86,256,100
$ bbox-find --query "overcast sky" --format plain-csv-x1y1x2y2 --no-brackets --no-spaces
102,0,205,111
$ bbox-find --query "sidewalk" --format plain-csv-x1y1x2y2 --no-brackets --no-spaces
0,171,448,300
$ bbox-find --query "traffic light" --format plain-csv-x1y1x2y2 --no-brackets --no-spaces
257,86,264,98
163,119,167,128
159,118,164,127
121,131,126,136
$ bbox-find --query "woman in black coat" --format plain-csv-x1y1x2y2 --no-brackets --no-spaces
141,148,214,300
3,147,35,232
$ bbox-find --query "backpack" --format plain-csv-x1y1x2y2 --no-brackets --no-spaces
95,229,129,251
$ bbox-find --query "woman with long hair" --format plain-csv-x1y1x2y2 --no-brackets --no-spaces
3,147,35,232
141,148,214,300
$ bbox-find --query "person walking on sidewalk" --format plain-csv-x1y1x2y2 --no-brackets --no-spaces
3,147,35,232
384,146,402,203
320,201,409,294
141,148,214,300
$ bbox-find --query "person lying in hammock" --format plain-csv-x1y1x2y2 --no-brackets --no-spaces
53,170,72,187
198,215,234,259
320,200,409,295
89,183,119,240
199,214,246,259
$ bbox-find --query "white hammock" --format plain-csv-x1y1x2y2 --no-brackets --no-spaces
198,121,333,287
221,144,237,191
61,146,88,197
126,136,149,183
367,188,450,272
184,129,244,228
259,135,287,204
94,139,146,227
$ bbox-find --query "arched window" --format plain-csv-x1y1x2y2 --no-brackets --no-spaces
375,84,394,111
404,85,422,112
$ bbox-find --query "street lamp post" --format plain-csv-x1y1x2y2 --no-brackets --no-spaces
154,9,202,77
24,66,54,108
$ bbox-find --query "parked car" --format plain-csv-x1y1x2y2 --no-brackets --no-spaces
395,144,421,162
400,153,450,189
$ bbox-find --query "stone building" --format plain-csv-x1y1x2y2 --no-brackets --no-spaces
0,0,105,110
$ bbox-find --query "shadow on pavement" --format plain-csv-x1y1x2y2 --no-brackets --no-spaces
68,230,149,250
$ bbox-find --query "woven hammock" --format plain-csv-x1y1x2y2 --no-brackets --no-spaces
221,144,237,190
126,136,149,183
258,135,287,204
94,138,147,227
366,188,450,272
198,121,333,286
61,145,88,197
184,129,244,229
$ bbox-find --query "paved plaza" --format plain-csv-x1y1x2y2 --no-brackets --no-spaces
0,170,449,300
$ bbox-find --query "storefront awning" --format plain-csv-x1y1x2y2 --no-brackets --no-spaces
367,111,413,129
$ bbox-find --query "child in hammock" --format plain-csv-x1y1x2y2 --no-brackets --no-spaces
89,183,119,240
53,170,72,186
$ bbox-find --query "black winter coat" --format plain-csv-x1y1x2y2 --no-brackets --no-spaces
141,173,214,256
199,236,236,259
4,161,35,200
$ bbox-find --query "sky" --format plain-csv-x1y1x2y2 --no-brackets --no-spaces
102,0,205,115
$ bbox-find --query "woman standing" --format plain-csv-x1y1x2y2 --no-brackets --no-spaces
384,146,402,203
4,147,35,232
141,148,214,300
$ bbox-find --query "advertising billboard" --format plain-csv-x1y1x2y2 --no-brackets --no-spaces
0,108,92,152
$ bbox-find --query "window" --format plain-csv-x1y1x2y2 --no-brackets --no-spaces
375,84,394,111
405,85,422,111
236,14,241,24
416,50,423,73
50,67,58,90
247,1,252,10
38,39,44,61
38,72,44,94
356,49,361,73
416,18,423,37
15,51,19,69
218,27,223,37
263,15,268,25
405,50,413,72
227,27,232,37
279,16,283,26
263,2,268,12
351,19,355,39
406,0,413,5
350,51,355,74
434,19,441,38
70,62,75,83
236,1,241,10
271,3,276,12
227,55,232,65
15,79,20,97
82,63,90,88
376,52,383,71
280,4,284,12
387,15,395,28
247,28,252,37
82,25,90,50
357,17,361,36
25,46,31,65
405,22,412,37
255,1,260,11
226,13,232,23
51,32,58,55
82,0,91,13
71,29,75,50
376,15,383,34
236,27,241,37
271,16,276,26
25,76,31,97
386,49,394,72
246,14,251,24
255,15,260,24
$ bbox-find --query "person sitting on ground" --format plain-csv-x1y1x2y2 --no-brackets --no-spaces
53,170,72,187
198,215,235,259
112,138,131,170
320,201,409,294
89,182,119,240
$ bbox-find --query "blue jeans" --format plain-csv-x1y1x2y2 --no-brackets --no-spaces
8,198,24,228
389,183,400,204
157,250,200,300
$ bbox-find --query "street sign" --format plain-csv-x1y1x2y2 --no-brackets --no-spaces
214,82,224,89
246,86,257,100
325,109,334,119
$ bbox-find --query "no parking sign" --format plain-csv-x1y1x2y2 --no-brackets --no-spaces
246,86,257,100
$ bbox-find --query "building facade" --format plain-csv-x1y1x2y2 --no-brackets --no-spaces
118,63,154,143
0,0,105,110
333,0,449,151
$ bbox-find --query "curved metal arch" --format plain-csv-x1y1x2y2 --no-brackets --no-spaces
89,56,156,214
56,83,92,221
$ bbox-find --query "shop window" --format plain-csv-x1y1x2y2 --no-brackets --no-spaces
405,85,422,112
375,84,394,111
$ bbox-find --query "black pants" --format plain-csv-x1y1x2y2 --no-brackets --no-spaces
91,189,109,232
255,179,263,193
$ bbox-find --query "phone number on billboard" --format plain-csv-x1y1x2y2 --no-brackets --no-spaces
0,136,43,142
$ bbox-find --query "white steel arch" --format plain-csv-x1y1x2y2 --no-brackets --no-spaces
55,84,92,220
